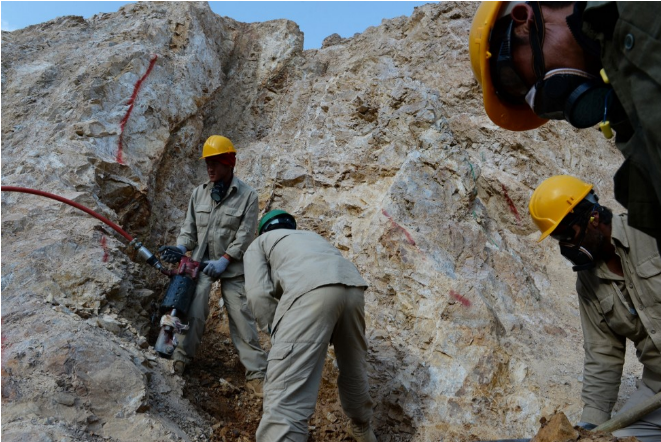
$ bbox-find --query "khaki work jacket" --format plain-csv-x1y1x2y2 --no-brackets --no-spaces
584,2,661,242
576,214,661,424
244,229,368,333
176,175,258,279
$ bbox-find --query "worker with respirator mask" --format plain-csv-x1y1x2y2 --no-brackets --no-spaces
529,175,661,441
469,2,661,249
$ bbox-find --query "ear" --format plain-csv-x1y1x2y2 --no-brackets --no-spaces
589,211,600,226
510,3,535,41
511,3,534,25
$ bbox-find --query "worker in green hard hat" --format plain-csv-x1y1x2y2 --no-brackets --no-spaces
245,210,376,442
158,135,267,396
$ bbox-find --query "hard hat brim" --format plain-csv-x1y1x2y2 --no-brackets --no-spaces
470,2,549,131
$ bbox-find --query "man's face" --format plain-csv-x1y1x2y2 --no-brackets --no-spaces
578,225,606,261
206,157,232,183
555,217,605,263
506,3,595,92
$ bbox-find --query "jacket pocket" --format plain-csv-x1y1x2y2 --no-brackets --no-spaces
636,254,661,279
195,205,212,228
221,207,243,231
636,254,661,318
598,290,615,315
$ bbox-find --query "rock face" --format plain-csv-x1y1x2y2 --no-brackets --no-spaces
1,2,639,441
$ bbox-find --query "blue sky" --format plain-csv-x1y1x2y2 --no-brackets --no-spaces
1,1,435,50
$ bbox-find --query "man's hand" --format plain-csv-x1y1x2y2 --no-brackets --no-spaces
159,245,187,263
203,256,230,278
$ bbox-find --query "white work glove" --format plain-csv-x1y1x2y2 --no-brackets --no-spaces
203,256,230,279
159,245,187,263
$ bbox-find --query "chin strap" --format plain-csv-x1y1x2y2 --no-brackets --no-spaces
528,1,547,83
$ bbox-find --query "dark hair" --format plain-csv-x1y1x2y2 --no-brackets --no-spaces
596,205,613,225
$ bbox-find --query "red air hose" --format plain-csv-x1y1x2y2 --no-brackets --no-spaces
1,186,134,242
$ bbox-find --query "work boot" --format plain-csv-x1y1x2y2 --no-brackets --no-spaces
246,378,264,398
347,420,377,442
173,360,186,376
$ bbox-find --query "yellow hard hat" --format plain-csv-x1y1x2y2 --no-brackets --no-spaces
528,175,593,242
200,135,237,159
469,2,547,131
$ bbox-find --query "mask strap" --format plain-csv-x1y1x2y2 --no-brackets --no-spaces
571,246,595,271
528,1,546,82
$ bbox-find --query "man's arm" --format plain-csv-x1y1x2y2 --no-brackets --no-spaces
577,282,626,425
176,188,199,252
224,191,258,261
244,240,279,332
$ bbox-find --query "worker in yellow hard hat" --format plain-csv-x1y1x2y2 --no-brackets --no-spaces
158,135,267,396
470,2,661,248
529,175,661,441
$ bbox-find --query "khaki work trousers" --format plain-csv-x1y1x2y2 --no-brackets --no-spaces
173,272,267,380
612,381,661,442
256,284,374,442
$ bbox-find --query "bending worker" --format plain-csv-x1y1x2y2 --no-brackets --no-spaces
469,2,661,247
159,135,267,396
244,210,376,442
529,175,661,441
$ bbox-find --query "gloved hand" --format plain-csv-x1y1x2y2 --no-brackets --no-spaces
576,422,597,430
203,256,230,279
158,245,187,263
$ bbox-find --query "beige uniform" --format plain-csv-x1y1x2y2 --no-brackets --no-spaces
173,176,267,380
244,229,374,442
576,214,661,440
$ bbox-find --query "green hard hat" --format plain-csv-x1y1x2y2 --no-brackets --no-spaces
258,210,296,234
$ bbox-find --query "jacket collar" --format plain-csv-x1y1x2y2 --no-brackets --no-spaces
203,175,239,192
610,215,629,250
593,215,627,280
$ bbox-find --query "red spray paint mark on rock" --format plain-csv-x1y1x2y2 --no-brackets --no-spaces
501,184,521,223
450,290,471,307
381,209,416,246
117,54,158,164
101,235,109,262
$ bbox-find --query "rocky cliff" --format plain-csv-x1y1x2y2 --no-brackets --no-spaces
1,2,639,441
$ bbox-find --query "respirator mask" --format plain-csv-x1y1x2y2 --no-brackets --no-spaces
525,68,613,128
491,2,613,129
550,194,599,272
210,181,228,203
559,243,595,272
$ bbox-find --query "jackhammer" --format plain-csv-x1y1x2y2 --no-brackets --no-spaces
1,186,204,359
153,254,208,358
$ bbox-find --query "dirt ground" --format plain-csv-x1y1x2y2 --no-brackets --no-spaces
147,277,645,442
176,287,356,442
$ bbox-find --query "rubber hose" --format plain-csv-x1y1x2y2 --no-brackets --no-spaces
1,186,134,242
